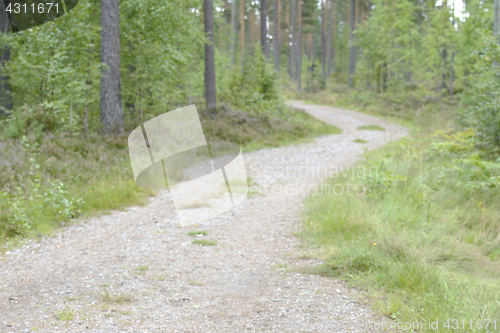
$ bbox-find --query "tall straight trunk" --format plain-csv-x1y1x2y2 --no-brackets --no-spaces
240,0,245,67
297,0,302,91
326,0,332,77
450,51,455,97
250,5,255,44
441,46,447,93
274,0,280,70
290,0,296,78
495,0,500,43
321,0,326,81
261,0,269,57
311,30,315,92
218,13,223,49
348,0,356,87
226,0,231,52
231,0,236,66
204,0,217,108
100,0,124,133
307,34,310,61
283,0,288,58
0,3,11,115
332,0,337,72
0,45,12,115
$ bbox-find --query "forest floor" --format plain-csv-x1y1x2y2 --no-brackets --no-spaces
0,102,407,332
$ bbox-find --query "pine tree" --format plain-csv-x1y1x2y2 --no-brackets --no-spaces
348,0,356,87
231,0,236,67
297,0,302,91
262,0,269,57
326,0,332,77
290,0,296,78
100,0,124,133
321,0,326,81
204,0,217,109
274,0,281,70
0,2,12,115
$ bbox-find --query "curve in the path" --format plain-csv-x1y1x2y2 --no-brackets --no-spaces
0,103,407,332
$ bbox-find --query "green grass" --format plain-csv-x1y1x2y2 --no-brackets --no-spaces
135,265,149,272
101,291,134,304
55,308,75,321
192,239,218,246
357,125,385,131
353,138,368,144
301,132,500,332
187,230,207,236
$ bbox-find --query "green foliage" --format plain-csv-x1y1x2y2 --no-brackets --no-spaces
0,0,204,134
2,0,100,132
0,133,152,242
219,46,283,116
357,125,385,131
459,35,500,147
0,136,84,237
120,0,203,124
192,239,218,246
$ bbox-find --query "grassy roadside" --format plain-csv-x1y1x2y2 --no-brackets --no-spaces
297,84,500,331
0,104,340,250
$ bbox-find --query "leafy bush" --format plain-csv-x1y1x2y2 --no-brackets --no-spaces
0,136,84,237
459,36,500,148
219,46,284,117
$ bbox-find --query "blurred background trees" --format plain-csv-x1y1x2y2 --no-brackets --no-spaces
0,0,498,145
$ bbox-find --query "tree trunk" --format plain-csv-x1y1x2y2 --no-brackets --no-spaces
307,34,311,61
250,5,255,44
495,0,500,44
225,0,231,51
0,47,12,115
326,0,332,77
231,0,236,67
450,51,455,97
332,0,337,72
218,10,223,49
290,0,295,78
100,0,124,133
297,0,302,91
348,0,356,87
0,2,11,115
274,0,280,70
204,0,217,109
240,0,245,67
442,46,447,94
321,0,326,81
311,31,315,92
261,0,268,57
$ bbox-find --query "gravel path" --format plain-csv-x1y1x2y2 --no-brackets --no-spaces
0,102,407,333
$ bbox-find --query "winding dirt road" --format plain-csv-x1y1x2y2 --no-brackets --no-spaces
0,102,407,332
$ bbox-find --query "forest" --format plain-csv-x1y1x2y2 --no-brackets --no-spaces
1,0,500,330
0,0,497,136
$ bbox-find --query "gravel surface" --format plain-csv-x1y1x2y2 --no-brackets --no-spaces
0,102,407,332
